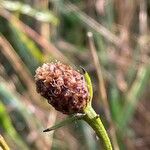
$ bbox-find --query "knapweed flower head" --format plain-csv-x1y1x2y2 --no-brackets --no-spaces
35,62,89,114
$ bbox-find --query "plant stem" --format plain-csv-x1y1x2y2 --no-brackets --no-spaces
83,106,113,150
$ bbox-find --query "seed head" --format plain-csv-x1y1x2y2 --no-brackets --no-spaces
35,62,89,114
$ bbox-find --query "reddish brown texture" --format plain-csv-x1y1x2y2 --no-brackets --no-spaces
35,62,89,114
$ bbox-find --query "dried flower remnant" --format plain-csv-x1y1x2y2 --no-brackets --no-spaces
35,62,89,114
35,62,112,150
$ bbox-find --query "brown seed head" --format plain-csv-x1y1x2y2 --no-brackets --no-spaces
35,62,89,114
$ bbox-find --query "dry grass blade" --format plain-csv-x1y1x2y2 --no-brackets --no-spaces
0,35,49,110
87,32,120,150
0,135,10,150
0,80,54,149
87,32,109,120
119,63,150,129
139,0,148,35
62,2,121,47
0,9,70,64
119,0,149,128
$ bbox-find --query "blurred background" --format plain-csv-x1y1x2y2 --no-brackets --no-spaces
0,0,150,150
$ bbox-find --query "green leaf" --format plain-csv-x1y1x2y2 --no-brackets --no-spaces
1,0,59,25
43,113,85,132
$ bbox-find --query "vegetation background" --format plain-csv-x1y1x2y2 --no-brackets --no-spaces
0,0,150,149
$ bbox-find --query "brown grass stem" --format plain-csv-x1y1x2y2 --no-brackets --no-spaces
87,32,119,150
0,35,50,111
60,2,121,47
0,9,69,64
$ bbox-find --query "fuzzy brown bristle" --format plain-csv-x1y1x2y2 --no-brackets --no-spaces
35,62,89,114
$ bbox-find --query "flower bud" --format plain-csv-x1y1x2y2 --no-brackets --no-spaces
35,62,89,114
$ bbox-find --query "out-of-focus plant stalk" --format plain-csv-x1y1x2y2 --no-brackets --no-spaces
0,135,10,150
87,32,119,150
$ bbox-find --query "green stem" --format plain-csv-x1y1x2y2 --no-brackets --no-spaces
83,106,112,150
